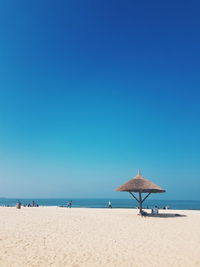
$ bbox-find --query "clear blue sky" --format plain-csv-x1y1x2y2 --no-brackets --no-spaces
0,0,200,199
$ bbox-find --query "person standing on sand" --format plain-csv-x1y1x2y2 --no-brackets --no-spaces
108,201,112,208
67,201,72,208
16,200,21,209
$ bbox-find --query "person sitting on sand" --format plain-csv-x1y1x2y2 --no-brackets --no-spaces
141,210,147,216
155,206,159,214
152,206,159,215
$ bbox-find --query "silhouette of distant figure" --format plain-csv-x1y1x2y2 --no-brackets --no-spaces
16,200,21,209
152,205,159,215
108,201,112,208
67,200,72,208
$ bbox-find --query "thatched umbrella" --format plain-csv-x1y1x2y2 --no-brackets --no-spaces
116,170,165,214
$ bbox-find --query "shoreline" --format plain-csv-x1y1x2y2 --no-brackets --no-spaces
1,198,200,211
1,205,200,211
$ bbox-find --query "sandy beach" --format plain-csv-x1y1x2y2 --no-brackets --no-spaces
0,207,200,267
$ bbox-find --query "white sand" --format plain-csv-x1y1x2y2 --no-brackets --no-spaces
0,207,200,267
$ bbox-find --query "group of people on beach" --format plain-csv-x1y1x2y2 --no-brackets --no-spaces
16,200,39,209
15,200,168,210
65,200,112,208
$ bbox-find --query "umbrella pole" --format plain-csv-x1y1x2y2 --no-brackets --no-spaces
138,191,142,214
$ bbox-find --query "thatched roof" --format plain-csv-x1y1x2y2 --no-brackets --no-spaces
116,170,165,193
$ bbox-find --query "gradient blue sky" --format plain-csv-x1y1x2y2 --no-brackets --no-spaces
0,0,200,199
